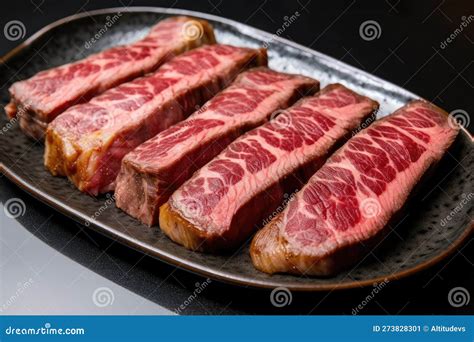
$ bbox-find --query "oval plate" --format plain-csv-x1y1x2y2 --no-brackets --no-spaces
0,7,472,291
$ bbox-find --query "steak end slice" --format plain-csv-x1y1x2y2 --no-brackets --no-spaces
44,44,267,195
6,16,216,140
115,67,319,226
250,100,460,276
160,84,379,252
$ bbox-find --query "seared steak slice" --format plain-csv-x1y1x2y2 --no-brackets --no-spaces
251,100,459,276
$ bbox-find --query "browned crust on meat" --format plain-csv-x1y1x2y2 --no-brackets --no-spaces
315,83,377,104
44,128,72,177
4,100,17,120
250,215,293,273
252,49,268,69
192,18,216,48
44,126,92,192
160,202,227,252
161,190,280,252
250,213,389,276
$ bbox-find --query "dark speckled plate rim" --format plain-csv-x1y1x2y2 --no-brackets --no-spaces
0,7,473,292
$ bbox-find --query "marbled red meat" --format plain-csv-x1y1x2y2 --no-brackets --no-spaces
159,84,379,251
115,67,319,226
5,16,215,139
251,100,460,276
44,44,267,195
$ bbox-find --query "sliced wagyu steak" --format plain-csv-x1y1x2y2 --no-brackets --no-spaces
44,44,267,195
160,84,379,252
251,100,460,276
115,67,319,226
6,16,215,140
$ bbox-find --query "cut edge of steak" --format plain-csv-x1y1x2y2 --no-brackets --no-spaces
44,44,268,195
6,16,216,140
250,100,460,276
160,83,379,252
115,67,319,226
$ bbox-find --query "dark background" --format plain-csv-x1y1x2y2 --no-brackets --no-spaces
0,0,473,314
